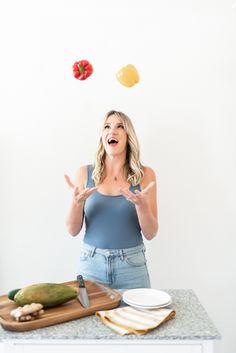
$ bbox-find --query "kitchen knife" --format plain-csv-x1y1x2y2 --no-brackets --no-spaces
77,275,90,308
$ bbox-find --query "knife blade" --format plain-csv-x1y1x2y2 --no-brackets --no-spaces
77,275,90,308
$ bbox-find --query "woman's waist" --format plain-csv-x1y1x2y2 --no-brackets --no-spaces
83,228,142,249
81,241,145,256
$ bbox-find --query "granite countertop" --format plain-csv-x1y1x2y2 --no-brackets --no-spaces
0,289,221,341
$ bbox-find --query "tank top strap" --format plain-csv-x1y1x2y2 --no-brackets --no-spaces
130,184,141,192
86,164,95,188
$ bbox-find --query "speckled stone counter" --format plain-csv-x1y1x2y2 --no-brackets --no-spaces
0,289,220,341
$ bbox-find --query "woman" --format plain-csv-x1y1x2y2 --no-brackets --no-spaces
65,110,158,289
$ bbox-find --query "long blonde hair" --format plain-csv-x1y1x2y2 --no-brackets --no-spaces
92,110,144,186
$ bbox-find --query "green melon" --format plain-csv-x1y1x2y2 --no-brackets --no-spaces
14,283,78,307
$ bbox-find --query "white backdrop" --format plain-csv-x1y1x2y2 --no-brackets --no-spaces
0,1,236,352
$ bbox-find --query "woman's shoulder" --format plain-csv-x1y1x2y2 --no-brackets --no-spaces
140,166,157,189
142,166,156,179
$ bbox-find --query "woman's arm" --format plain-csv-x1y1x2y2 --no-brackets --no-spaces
135,167,158,240
65,166,87,236
120,166,158,240
66,198,85,237
65,165,99,237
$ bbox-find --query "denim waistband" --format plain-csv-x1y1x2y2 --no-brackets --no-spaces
81,242,145,257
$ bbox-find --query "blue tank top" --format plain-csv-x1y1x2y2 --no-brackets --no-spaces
83,165,143,249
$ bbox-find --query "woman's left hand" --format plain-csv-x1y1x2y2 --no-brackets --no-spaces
120,181,155,207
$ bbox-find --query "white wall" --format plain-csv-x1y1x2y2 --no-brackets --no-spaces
0,1,235,352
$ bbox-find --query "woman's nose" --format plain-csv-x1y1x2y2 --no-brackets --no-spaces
110,126,117,133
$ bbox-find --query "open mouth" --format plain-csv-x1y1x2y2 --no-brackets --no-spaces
107,137,119,145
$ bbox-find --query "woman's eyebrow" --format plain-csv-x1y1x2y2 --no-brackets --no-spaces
104,122,125,128
104,122,123,126
116,122,123,126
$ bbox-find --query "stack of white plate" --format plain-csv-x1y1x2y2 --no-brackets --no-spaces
122,288,172,309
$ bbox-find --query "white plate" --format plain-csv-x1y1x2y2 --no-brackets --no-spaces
123,298,172,310
122,288,171,307
123,297,171,307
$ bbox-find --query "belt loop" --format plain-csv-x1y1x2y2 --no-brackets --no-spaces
120,249,124,261
91,247,96,257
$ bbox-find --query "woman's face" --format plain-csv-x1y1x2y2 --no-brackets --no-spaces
102,114,128,157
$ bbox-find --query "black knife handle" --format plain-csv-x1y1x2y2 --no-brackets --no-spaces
77,275,85,288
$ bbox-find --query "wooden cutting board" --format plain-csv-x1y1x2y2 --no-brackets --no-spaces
0,280,121,332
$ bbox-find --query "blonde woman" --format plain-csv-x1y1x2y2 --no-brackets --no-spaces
65,110,158,289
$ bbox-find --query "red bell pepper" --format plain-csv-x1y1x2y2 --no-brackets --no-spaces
72,60,93,80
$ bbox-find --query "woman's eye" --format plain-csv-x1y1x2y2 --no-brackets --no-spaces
118,124,124,129
104,125,110,129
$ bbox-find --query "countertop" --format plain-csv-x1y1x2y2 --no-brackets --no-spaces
0,289,221,341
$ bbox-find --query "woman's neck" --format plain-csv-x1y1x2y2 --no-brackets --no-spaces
104,155,127,181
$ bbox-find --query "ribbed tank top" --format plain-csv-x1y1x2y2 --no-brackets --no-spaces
83,165,143,249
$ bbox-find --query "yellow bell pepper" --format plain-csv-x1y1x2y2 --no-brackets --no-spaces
116,64,140,87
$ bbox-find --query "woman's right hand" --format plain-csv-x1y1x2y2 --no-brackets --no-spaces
64,174,98,204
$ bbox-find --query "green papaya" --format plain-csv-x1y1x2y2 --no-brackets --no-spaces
8,288,21,301
14,283,78,308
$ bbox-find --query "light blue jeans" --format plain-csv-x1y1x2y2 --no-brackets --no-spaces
78,242,151,289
